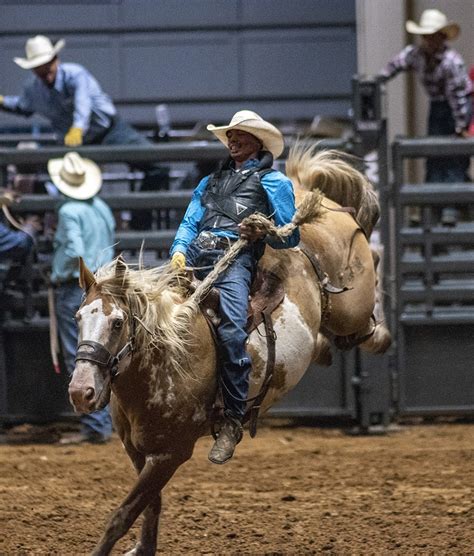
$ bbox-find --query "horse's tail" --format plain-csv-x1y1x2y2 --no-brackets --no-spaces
286,142,380,238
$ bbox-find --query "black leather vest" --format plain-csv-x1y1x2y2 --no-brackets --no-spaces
199,152,273,234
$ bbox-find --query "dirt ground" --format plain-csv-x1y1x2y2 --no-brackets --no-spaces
0,420,472,555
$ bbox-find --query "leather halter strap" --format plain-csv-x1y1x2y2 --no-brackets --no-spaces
75,338,135,381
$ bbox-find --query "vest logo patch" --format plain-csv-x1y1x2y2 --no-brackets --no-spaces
235,202,247,215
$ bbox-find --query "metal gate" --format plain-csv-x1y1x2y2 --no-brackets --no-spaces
391,137,474,416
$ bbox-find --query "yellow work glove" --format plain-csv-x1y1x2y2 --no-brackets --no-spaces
0,95,4,106
64,126,83,146
171,252,186,270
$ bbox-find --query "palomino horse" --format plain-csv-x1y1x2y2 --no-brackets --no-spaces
69,145,391,555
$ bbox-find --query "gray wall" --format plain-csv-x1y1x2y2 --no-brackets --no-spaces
0,0,356,130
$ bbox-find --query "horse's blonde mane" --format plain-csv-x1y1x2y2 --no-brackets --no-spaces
286,142,380,237
94,260,197,388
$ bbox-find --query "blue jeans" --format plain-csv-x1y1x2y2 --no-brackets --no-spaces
426,101,470,183
187,241,258,419
54,283,112,439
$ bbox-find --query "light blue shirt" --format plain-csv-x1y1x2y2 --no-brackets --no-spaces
170,159,300,255
2,63,116,138
51,197,115,284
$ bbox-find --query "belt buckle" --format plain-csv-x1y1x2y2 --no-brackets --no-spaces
197,231,217,249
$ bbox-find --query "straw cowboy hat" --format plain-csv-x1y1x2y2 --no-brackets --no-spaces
406,9,460,40
48,152,102,200
207,110,285,159
14,35,65,70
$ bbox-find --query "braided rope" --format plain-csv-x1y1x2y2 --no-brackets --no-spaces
189,190,323,307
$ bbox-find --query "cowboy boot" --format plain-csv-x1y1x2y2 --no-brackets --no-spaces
208,414,243,465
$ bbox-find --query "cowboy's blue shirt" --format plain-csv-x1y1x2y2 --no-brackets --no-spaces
170,158,299,256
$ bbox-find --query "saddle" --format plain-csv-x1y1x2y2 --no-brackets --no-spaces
197,268,285,438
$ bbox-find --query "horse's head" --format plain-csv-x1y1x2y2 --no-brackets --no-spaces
68,257,134,414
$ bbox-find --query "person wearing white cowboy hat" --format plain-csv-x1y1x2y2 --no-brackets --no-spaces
0,35,149,150
48,152,115,445
206,109,285,159
169,110,299,464
380,8,472,225
405,8,460,40
0,34,167,231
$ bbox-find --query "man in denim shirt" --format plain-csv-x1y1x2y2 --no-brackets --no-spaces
0,35,165,230
0,35,146,148
170,111,299,464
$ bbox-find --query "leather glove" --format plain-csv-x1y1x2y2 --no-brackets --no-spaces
64,126,83,146
0,95,4,106
171,252,186,270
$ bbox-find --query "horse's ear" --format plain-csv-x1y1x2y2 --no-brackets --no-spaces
78,257,96,291
115,255,128,286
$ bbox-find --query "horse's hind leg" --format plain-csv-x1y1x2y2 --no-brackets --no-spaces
91,459,179,556
358,320,391,354
334,246,391,354
359,247,391,354
312,332,332,366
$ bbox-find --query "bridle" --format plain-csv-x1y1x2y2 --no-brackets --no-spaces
75,309,137,381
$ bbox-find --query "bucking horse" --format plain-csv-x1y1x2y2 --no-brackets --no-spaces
68,144,391,555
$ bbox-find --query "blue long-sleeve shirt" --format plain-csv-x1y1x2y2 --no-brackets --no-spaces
0,217,33,262
170,160,299,256
51,197,115,284
2,63,116,139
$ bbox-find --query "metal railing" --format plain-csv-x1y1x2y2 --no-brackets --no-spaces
392,137,474,324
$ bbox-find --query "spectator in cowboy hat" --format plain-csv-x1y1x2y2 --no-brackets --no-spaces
0,35,148,148
169,110,299,464
379,9,473,225
48,151,115,444
0,35,166,230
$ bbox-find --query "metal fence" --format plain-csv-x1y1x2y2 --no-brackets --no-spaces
391,137,474,416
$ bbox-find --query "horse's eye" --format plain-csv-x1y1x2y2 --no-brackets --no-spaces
113,319,123,330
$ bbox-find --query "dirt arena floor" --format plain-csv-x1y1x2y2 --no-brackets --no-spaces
0,420,472,555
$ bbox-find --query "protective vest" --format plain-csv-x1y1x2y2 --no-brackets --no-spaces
199,151,274,234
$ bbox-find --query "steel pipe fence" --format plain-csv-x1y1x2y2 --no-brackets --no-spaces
391,137,474,417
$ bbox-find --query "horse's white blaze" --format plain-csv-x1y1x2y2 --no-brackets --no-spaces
79,298,123,343
248,296,314,399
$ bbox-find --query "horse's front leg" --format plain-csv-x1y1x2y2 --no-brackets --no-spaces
124,495,161,556
91,458,179,556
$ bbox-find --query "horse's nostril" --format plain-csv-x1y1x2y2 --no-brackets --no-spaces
84,387,95,401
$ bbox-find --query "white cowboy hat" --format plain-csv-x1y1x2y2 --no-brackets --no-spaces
406,9,460,40
14,35,65,70
48,152,102,200
207,110,285,159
